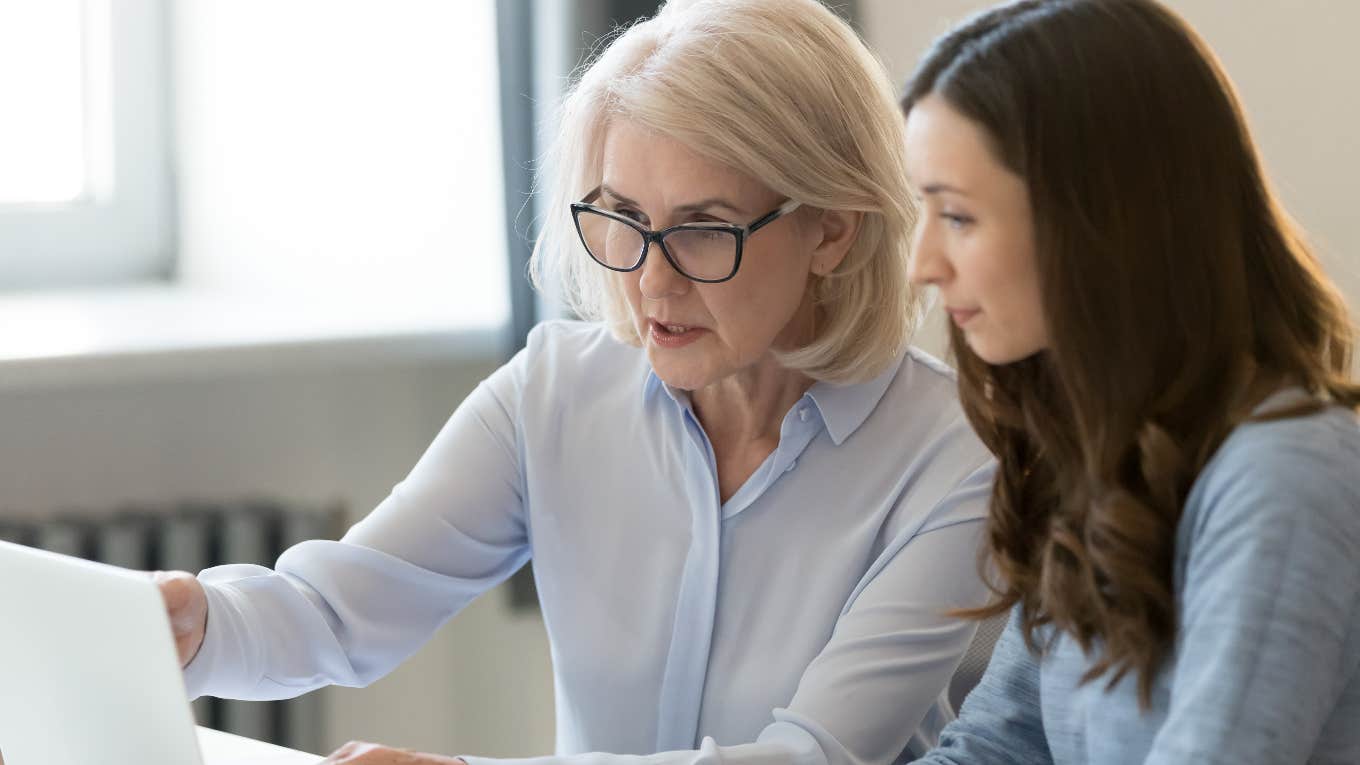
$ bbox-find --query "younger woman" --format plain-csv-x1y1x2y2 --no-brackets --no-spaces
901,1,1360,762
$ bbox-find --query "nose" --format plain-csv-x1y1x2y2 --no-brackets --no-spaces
637,240,690,300
906,218,952,287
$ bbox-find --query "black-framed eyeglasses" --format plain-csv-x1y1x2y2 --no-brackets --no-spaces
570,187,803,283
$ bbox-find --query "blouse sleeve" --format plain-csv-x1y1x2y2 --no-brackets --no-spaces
183,346,533,701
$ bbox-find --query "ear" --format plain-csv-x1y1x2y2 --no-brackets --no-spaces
809,208,862,276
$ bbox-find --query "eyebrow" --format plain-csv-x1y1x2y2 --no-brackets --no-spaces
599,184,745,216
674,197,745,215
598,185,638,207
920,183,971,198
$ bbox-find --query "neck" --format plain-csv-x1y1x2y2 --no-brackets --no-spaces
689,292,820,454
690,355,814,446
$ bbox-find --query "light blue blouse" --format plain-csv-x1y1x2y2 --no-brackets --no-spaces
914,394,1360,765
184,320,996,765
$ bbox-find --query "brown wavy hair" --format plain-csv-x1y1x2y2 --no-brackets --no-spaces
902,0,1360,705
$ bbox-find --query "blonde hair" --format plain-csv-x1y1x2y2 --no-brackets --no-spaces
530,0,919,383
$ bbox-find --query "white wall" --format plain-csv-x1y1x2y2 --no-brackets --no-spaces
861,0,1360,362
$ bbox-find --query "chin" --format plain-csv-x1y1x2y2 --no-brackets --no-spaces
652,369,709,392
652,363,713,391
648,354,719,392
965,335,1043,366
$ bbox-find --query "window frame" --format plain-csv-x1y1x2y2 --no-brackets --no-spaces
0,0,174,292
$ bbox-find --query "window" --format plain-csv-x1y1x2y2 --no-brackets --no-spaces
0,0,174,292
169,1,508,327
0,1,86,205
2,1,509,343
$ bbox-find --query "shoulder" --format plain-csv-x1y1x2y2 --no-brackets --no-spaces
493,320,653,430
1196,399,1360,501
877,345,986,464
510,319,647,384
478,320,647,418
868,346,995,526
524,318,637,363
903,344,961,386
877,345,964,417
1183,397,1360,552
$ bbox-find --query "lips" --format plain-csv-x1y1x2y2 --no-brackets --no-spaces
647,319,707,348
653,320,696,334
946,307,980,326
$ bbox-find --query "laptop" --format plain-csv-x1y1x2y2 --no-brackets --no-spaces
0,539,319,764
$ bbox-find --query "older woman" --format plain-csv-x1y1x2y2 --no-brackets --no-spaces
157,1,994,763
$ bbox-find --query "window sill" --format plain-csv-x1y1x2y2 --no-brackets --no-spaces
0,284,508,391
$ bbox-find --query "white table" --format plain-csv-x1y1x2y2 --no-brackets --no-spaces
197,726,323,764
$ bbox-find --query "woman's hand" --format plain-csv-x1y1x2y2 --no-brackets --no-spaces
152,570,209,667
320,740,468,764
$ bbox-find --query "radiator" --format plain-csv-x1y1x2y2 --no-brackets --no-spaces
0,500,344,755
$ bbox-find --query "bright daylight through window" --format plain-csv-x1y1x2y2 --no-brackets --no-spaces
0,0,174,293
0,0,87,205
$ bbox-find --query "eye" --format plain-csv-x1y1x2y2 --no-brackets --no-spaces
676,214,735,232
671,225,731,242
941,212,975,230
615,207,646,223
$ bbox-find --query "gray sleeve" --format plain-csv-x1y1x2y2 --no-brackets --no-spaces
1144,414,1360,764
911,606,1053,765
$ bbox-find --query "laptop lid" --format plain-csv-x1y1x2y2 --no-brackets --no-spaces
0,539,204,765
